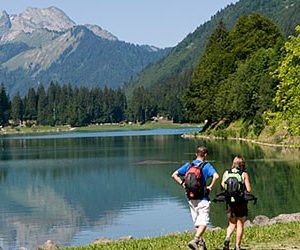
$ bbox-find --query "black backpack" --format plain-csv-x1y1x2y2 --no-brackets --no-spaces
223,168,244,203
184,161,207,199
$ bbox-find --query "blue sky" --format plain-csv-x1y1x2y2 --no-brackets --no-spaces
2,0,239,48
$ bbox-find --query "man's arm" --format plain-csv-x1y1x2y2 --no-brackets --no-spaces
206,172,219,191
171,170,184,187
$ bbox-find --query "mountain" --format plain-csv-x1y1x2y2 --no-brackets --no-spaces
0,7,169,96
127,0,300,92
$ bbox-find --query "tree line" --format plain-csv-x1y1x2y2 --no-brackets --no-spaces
0,82,127,127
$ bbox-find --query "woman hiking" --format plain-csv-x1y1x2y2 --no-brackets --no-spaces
221,156,252,250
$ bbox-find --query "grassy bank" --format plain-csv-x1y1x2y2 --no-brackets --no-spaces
61,221,300,249
0,122,200,135
188,119,300,148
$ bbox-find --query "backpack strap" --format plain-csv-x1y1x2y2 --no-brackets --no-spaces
198,161,207,170
187,161,207,172
197,161,207,185
228,167,243,174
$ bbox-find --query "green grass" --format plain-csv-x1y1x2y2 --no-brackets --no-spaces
74,122,200,132
0,122,200,136
61,222,300,250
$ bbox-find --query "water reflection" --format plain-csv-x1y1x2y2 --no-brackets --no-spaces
0,130,299,249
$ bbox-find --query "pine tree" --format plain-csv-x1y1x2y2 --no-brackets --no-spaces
184,21,233,124
36,84,49,125
10,93,23,125
0,83,10,126
229,13,283,61
24,88,37,121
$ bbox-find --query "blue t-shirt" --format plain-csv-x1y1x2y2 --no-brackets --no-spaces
177,159,217,200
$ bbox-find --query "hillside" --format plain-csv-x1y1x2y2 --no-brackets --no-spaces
127,0,300,92
0,7,169,96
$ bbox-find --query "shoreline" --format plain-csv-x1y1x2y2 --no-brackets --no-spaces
182,133,300,149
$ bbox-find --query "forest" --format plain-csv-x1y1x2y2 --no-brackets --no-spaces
0,13,299,137
129,13,300,137
0,83,127,127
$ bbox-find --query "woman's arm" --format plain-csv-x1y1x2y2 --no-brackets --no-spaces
243,172,252,192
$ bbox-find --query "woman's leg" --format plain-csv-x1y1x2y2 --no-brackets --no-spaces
223,217,236,250
226,217,237,238
236,217,246,247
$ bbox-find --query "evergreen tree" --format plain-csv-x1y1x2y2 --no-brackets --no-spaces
76,87,91,126
47,82,60,126
62,84,74,125
36,84,49,125
90,87,104,123
0,83,10,126
229,13,283,61
151,69,192,123
24,88,37,121
129,86,152,123
10,93,23,125
111,88,127,122
102,87,115,123
184,21,234,124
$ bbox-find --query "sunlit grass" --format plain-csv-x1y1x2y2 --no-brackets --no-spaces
62,222,300,250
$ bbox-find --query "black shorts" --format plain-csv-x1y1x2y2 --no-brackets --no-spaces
227,201,248,218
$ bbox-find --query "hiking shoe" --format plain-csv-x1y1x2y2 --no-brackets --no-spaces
223,239,230,250
198,240,207,250
187,239,199,250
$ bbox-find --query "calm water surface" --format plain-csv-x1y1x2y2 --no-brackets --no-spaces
0,127,299,249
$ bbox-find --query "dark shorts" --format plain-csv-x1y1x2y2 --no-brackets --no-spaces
227,201,248,219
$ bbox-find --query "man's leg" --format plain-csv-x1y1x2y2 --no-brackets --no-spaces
188,200,210,250
195,225,207,239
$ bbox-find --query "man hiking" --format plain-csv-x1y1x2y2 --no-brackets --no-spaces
171,146,219,250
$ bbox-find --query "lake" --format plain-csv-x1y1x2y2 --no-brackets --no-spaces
0,127,299,249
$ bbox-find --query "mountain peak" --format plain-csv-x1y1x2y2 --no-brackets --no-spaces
13,6,76,32
0,10,11,35
0,7,119,42
0,6,77,42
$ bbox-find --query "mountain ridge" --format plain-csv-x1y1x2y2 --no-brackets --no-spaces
0,6,119,44
0,7,169,96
